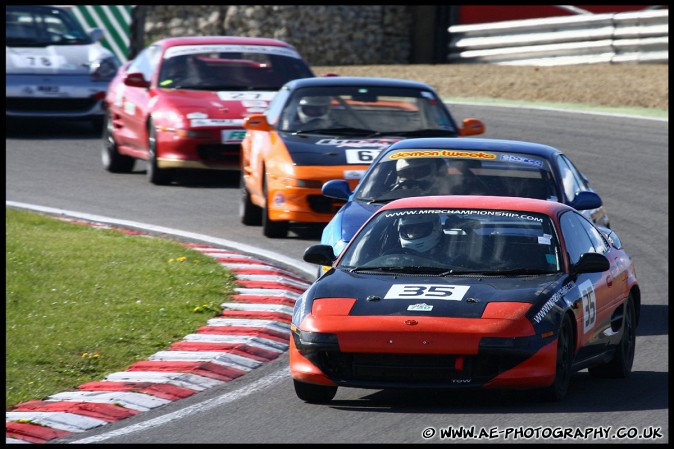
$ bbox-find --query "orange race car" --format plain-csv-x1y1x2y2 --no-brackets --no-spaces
240,76,485,238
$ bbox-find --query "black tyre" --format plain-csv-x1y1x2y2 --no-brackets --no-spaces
101,111,135,173
588,297,636,379
146,119,172,185
293,379,337,403
541,313,574,401
91,116,104,135
262,176,289,238
239,170,262,225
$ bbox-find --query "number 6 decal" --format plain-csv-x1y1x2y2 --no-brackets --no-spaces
384,284,470,301
345,149,381,164
578,279,596,333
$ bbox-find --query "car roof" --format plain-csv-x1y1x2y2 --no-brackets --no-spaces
379,195,570,216
283,76,437,90
382,137,563,158
153,36,299,49
7,5,67,11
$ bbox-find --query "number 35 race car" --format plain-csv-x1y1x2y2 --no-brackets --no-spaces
291,195,640,403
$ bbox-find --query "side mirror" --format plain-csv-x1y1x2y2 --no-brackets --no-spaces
123,72,150,88
573,252,610,274
304,244,337,266
569,191,602,211
322,179,351,200
459,118,485,136
243,114,273,131
89,28,104,42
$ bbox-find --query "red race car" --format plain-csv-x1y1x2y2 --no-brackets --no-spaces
294,195,640,403
101,36,314,184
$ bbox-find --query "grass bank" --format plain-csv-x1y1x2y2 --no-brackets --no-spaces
5,208,236,410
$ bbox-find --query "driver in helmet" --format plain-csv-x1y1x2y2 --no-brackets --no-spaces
295,96,333,129
392,157,446,194
397,213,443,255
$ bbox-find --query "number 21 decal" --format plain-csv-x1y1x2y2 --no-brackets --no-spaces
384,284,470,301
578,279,596,333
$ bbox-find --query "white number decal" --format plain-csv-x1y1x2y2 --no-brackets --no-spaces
578,279,596,333
216,91,277,101
384,284,469,301
345,149,381,164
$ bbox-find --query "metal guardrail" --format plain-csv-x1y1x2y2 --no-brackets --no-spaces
447,9,668,65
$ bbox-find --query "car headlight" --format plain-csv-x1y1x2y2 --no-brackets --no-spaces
294,179,323,188
291,327,339,352
291,292,309,327
91,56,120,80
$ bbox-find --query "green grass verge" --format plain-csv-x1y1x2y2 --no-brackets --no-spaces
5,208,237,410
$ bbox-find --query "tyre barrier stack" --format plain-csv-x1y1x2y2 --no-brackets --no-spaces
6,219,311,444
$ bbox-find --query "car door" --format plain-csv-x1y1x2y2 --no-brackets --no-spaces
245,87,290,199
559,210,615,359
118,45,162,152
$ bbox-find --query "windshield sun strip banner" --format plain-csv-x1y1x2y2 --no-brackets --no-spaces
164,44,302,59
386,149,548,169
384,209,545,223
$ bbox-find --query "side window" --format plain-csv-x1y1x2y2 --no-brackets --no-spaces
145,45,163,80
576,215,610,254
265,87,290,126
127,45,160,82
559,210,595,265
556,155,584,203
561,155,590,188
127,48,147,74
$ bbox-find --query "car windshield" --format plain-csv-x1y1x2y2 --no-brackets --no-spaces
355,150,560,203
6,5,91,47
337,207,562,275
157,44,314,91
276,86,458,134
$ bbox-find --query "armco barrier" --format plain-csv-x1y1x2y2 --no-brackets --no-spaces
447,9,668,65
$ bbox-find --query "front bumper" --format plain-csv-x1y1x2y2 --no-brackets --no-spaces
267,185,345,223
6,74,109,119
154,128,242,171
290,315,558,390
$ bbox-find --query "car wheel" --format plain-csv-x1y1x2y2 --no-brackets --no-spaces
91,116,104,135
541,313,574,401
101,111,135,173
262,176,289,238
146,119,172,185
293,379,337,403
588,296,636,379
240,170,262,225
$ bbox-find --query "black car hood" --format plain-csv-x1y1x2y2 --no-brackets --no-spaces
307,269,564,319
279,132,402,166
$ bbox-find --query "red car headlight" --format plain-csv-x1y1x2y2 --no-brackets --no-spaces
175,129,213,138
